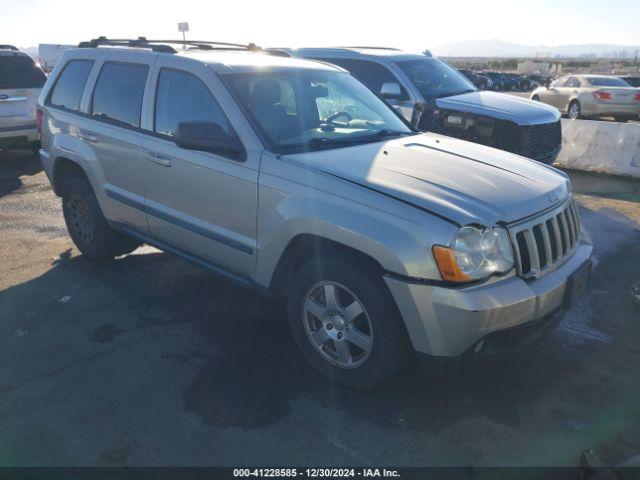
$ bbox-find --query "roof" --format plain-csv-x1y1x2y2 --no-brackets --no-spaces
0,49,29,58
284,47,430,62
175,49,344,74
69,43,344,74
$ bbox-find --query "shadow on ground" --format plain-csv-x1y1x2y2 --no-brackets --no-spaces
1,185,639,465
0,149,42,198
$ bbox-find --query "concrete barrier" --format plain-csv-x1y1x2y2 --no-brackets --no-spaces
554,119,640,179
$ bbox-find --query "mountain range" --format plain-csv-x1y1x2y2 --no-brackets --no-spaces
431,39,640,58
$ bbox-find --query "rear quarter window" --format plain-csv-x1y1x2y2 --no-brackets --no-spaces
0,54,47,89
587,77,630,87
48,59,94,111
91,62,148,128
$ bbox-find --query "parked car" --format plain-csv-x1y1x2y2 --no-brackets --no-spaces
458,69,493,90
481,72,506,90
531,75,640,122
38,38,592,387
287,48,562,164
0,45,47,155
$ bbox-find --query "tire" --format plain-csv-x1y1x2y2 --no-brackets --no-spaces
286,256,411,388
30,141,40,159
62,175,140,259
567,100,581,119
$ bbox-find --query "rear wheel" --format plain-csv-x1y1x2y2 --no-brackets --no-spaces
62,175,140,259
567,100,581,119
286,257,411,388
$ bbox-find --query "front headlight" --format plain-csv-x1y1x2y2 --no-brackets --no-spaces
433,226,515,283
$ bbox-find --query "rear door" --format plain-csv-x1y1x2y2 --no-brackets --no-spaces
80,54,156,232
0,51,46,135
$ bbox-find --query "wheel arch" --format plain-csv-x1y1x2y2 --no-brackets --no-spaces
263,234,387,297
51,156,90,196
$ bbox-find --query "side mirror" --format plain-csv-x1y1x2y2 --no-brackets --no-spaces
174,121,244,158
545,79,553,88
380,82,402,100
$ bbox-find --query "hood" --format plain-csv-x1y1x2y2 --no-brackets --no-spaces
435,91,560,125
286,133,570,226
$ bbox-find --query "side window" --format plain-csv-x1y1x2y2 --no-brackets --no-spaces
565,77,579,88
48,60,94,111
321,58,409,101
91,62,148,127
550,76,567,88
154,68,233,137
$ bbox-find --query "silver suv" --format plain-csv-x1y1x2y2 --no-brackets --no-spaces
38,38,592,387
0,45,46,155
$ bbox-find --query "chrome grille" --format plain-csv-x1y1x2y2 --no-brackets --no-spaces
509,199,581,278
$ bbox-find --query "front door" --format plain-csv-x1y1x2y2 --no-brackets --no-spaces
141,61,258,281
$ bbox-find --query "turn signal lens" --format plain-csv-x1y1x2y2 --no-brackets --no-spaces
634,93,640,101
432,245,472,283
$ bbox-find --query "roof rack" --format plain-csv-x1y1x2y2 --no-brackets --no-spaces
77,37,265,54
0,44,19,51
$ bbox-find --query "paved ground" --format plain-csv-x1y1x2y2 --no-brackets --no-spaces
1,149,639,467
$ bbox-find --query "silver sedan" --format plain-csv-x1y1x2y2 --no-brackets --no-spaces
531,75,640,122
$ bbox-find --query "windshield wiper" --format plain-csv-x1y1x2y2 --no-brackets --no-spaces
277,130,415,153
277,137,355,152
371,129,415,138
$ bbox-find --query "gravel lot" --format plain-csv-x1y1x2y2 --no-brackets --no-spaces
1,149,639,467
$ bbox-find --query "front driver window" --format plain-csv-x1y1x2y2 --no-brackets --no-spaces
154,68,234,137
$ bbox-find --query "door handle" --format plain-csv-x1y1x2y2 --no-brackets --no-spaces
78,130,98,143
146,150,172,167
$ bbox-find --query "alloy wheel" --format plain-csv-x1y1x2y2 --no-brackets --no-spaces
302,281,373,369
568,102,580,119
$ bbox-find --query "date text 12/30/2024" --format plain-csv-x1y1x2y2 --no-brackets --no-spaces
233,468,401,478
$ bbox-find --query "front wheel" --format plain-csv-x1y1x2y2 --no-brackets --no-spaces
287,257,411,388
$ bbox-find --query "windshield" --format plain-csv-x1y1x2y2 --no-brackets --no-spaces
587,77,631,87
224,69,414,152
0,55,46,89
397,58,476,100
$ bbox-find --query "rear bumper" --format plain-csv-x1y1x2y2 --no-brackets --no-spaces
584,102,640,117
39,149,54,181
384,241,592,357
0,124,38,145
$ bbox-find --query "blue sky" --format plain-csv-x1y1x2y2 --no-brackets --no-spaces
2,0,639,49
